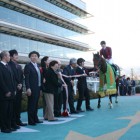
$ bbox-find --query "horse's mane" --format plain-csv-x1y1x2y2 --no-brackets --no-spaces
93,53,107,74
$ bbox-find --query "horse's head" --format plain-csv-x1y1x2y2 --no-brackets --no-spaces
93,52,107,74
93,52,102,68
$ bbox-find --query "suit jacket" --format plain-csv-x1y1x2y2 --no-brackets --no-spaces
119,78,127,87
62,65,75,86
0,62,16,100
76,67,96,87
76,67,87,87
24,62,41,93
44,67,61,94
8,61,23,89
100,46,112,59
131,80,136,87
17,64,24,85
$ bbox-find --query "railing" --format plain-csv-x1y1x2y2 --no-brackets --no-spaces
87,77,99,93
73,77,99,94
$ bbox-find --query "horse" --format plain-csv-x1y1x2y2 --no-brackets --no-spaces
93,53,120,109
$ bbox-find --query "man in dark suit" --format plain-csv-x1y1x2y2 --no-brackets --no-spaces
131,79,136,95
9,50,27,126
0,51,16,133
119,75,127,96
62,58,78,114
76,58,94,112
24,51,43,125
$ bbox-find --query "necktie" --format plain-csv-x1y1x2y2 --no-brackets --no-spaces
5,64,8,68
5,64,11,73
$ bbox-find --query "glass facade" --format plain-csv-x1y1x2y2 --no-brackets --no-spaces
23,0,81,22
0,6,88,43
0,7,80,39
0,0,92,63
65,0,86,10
0,33,86,59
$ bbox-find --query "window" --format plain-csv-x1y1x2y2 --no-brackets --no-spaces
11,36,20,50
0,34,11,50
29,40,37,51
20,38,29,53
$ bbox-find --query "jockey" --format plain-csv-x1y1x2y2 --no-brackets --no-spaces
99,41,119,77
99,41,113,64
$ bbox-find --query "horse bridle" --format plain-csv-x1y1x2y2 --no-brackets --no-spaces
94,57,102,70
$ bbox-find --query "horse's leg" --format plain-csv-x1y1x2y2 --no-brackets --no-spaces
97,95,101,108
115,93,118,103
115,88,118,103
109,95,113,109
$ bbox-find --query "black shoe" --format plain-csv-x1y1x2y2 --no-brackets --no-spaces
44,118,48,120
28,123,36,126
18,122,27,126
86,107,94,111
12,125,20,129
48,119,58,122
10,128,17,131
77,109,85,113
70,110,79,114
1,129,11,133
35,120,43,123
54,114,61,117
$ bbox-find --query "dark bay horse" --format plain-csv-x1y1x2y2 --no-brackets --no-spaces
93,53,120,109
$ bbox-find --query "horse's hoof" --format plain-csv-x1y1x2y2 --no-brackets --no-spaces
110,104,113,109
108,103,113,109
115,100,118,103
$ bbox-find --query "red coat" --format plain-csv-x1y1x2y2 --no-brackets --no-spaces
100,47,112,59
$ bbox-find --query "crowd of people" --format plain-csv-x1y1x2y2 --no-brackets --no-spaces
0,49,96,133
119,75,136,96
0,41,136,133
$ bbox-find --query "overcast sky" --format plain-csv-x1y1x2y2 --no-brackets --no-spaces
82,0,140,75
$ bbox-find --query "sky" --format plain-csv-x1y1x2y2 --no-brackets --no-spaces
81,0,140,76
